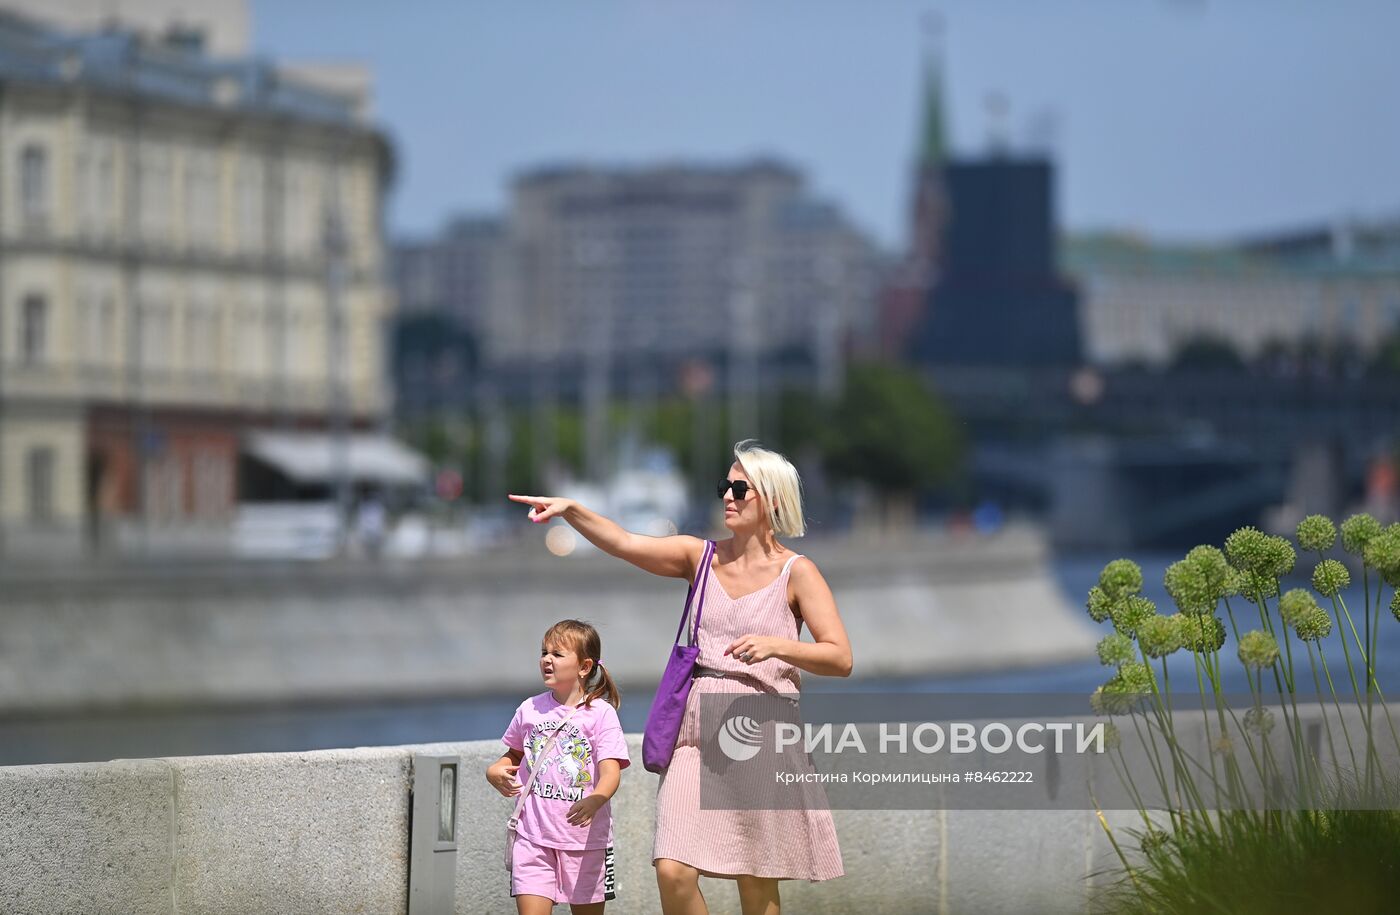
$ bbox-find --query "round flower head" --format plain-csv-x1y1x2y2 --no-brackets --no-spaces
1182,615,1227,653
1294,606,1333,642
1237,630,1280,668
1278,588,1318,627
1093,670,1152,715
1226,527,1294,577
1239,570,1279,604
1263,535,1296,577
1101,721,1122,750
1164,557,1213,615
1243,706,1275,736
1137,614,1184,659
1086,586,1114,624
1363,525,1400,586
1110,594,1156,638
1296,515,1337,553
1311,559,1350,597
1116,660,1156,694
1225,527,1272,574
1098,559,1144,600
1097,632,1135,667
1341,513,1382,555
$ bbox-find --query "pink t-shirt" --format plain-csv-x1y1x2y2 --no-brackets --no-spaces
501,692,631,851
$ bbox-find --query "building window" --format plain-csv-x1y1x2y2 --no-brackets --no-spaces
27,447,55,523
20,144,48,225
21,294,46,365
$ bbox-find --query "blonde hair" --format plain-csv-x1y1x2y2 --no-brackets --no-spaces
733,439,806,538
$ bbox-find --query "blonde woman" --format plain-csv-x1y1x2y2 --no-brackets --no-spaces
510,440,850,915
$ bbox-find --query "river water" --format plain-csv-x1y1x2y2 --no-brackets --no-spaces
4,552,1398,766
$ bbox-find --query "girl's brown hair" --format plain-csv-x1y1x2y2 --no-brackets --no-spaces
543,619,620,710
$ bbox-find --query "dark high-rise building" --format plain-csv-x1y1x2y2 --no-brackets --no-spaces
909,157,1081,366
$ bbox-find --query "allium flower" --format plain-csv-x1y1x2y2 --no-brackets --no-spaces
1212,735,1234,756
1262,535,1297,577
1225,527,1272,573
1101,721,1122,750
1243,706,1275,736
1182,615,1227,653
1363,525,1400,586
1296,515,1337,553
1097,632,1135,667
1137,614,1184,659
1086,586,1114,623
1239,570,1279,603
1341,513,1382,555
1237,630,1280,668
1391,591,1400,624
1294,606,1333,642
1098,559,1144,600
1311,559,1350,597
1110,594,1156,638
1116,660,1156,694
1093,665,1154,715
1164,547,1235,615
1278,588,1318,627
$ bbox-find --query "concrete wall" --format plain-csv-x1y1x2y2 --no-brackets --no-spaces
0,735,1135,915
0,526,1099,715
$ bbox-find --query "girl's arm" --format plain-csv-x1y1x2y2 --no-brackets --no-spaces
486,748,524,798
508,494,703,579
725,558,854,677
566,758,622,828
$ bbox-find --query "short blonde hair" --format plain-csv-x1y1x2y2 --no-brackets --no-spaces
733,440,806,538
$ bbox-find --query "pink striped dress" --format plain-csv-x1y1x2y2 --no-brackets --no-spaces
652,543,844,882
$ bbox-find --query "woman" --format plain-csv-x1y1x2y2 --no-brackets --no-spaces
509,440,851,915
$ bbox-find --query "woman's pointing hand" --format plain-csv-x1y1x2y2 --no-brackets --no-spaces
507,494,574,524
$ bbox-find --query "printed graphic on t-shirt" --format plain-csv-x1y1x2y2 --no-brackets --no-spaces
525,719,594,803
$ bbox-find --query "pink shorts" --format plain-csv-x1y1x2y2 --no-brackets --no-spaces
510,834,617,905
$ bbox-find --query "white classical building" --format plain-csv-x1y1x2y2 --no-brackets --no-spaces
0,10,397,557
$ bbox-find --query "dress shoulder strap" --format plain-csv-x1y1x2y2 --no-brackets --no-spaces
781,553,804,576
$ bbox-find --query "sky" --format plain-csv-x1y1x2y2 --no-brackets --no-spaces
252,0,1400,250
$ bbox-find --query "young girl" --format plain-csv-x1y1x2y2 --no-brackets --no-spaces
488,620,630,914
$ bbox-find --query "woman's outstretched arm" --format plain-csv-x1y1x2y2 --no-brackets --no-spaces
507,494,703,579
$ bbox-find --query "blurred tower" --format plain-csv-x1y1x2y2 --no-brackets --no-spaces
878,13,950,360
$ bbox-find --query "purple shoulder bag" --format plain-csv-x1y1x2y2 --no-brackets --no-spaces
642,538,716,773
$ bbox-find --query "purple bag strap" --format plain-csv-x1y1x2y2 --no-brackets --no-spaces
673,539,715,648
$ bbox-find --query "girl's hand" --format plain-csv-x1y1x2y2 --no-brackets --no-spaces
566,793,608,827
724,635,786,665
507,494,574,524
487,761,523,798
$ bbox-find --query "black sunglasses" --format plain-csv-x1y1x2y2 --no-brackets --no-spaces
717,479,751,501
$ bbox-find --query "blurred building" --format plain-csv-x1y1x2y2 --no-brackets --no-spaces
1066,227,1400,368
392,215,506,334
0,11,396,558
392,160,883,406
909,158,1082,366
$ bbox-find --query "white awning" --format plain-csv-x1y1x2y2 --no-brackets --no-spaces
244,430,430,487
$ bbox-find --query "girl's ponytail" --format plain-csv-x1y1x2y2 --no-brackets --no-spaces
584,660,620,711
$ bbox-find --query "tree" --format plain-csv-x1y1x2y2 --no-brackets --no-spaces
822,362,965,509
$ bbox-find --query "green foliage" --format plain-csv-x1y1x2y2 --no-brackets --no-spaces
1096,804,1400,915
821,362,965,497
